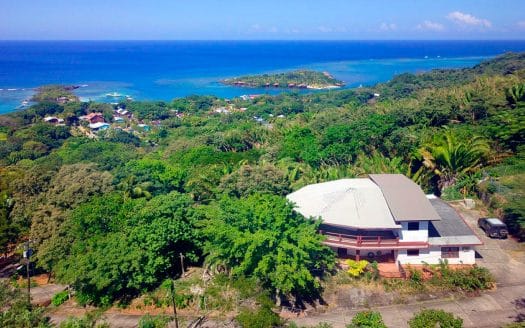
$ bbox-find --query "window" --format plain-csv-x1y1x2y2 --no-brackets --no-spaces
407,249,419,256
441,247,460,258
407,222,419,231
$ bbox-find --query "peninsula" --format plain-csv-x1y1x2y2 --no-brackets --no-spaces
221,69,344,89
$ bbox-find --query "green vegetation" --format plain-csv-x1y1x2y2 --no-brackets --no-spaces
235,294,283,328
347,311,387,328
382,262,494,293
138,314,170,328
222,70,344,89
31,85,79,103
0,52,523,321
51,291,69,307
0,280,52,328
408,309,463,328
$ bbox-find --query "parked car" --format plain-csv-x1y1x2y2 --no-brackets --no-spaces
478,218,508,239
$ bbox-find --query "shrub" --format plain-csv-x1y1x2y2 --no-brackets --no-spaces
408,309,463,328
51,290,69,307
236,294,282,328
347,311,387,328
346,259,369,277
138,314,170,328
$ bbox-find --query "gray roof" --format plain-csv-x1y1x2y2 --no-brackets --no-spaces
369,174,441,222
428,196,482,246
286,179,401,229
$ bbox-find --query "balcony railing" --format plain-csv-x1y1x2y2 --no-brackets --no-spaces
320,230,427,249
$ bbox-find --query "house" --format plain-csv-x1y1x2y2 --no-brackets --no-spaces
88,122,110,131
137,124,151,131
80,112,105,124
286,174,481,268
43,116,64,124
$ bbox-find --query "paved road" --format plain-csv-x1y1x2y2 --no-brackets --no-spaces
294,284,525,328
294,202,525,328
30,283,67,306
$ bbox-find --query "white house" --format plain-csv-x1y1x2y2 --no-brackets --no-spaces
286,174,482,267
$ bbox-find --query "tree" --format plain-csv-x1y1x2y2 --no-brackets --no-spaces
54,192,200,304
202,194,334,298
418,129,489,191
279,127,320,167
0,280,52,328
220,163,290,198
45,163,114,209
408,309,463,328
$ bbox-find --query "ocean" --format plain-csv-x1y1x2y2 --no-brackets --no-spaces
1,40,525,114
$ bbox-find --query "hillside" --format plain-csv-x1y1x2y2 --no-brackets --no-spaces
0,52,524,324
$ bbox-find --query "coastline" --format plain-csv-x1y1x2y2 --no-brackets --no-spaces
0,48,516,115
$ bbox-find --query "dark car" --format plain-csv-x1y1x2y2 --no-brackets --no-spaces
478,218,508,239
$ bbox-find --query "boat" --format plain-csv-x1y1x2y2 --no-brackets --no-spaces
105,92,122,97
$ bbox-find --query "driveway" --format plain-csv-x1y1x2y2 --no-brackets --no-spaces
449,201,525,286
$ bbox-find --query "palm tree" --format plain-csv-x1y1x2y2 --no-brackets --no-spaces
418,129,489,191
506,83,525,108
354,151,408,177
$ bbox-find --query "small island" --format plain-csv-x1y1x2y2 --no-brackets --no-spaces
221,69,344,89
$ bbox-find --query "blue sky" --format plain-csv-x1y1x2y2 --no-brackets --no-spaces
1,0,525,40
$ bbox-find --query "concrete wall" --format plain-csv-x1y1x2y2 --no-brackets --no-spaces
398,221,428,242
397,246,476,265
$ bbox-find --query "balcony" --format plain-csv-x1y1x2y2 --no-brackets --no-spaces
320,230,428,249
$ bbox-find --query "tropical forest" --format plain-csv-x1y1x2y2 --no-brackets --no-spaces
0,52,524,327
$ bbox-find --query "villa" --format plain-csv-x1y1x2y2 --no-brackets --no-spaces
287,174,482,272
80,112,105,124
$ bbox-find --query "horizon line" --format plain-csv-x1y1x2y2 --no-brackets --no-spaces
2,39,525,42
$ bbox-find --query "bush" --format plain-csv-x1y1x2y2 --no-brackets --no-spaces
346,259,369,277
51,290,69,307
138,314,170,328
236,294,282,328
408,309,463,328
347,311,387,328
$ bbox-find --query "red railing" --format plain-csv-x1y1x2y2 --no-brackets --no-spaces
320,231,427,249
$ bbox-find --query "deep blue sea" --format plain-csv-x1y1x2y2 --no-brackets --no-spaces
1,40,525,114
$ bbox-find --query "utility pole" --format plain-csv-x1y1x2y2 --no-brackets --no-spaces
170,279,179,328
23,242,33,307
179,253,185,276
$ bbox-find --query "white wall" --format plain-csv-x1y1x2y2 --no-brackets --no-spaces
398,221,428,242
397,246,476,265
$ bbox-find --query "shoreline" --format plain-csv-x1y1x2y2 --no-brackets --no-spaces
0,54,496,115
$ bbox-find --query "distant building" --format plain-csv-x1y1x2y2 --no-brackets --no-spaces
43,116,64,124
88,122,110,131
137,124,151,132
80,112,105,124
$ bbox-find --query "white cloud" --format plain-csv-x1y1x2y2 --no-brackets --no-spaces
417,20,445,31
317,26,333,33
447,11,491,27
379,22,397,31
518,21,525,29
269,26,278,33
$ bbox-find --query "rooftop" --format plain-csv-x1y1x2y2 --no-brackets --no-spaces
286,178,401,230
369,174,441,222
428,196,482,246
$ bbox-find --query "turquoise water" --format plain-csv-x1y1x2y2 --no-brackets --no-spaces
1,40,525,113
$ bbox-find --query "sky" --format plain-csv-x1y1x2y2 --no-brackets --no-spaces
1,0,525,40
